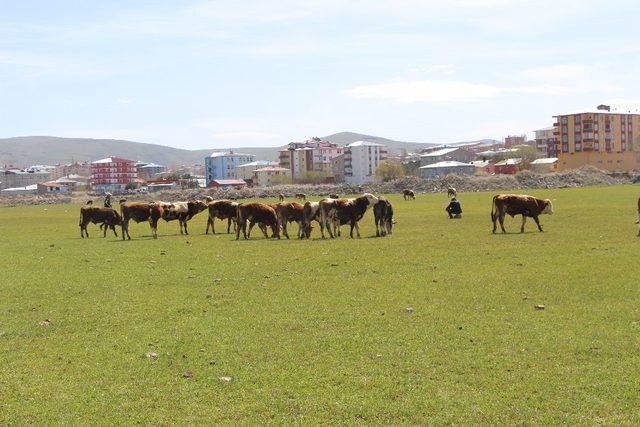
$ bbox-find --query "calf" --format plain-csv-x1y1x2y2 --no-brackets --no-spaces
301,201,321,239
319,193,379,238
403,189,415,200
295,193,306,201
373,198,394,237
491,194,553,233
236,202,279,240
120,200,164,240
205,200,238,234
329,193,339,199
79,206,122,238
275,201,305,239
160,199,209,235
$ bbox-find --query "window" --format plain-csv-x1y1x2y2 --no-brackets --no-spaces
562,143,569,153
575,124,581,132
575,142,582,152
561,117,568,124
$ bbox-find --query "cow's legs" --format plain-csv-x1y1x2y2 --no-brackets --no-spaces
498,212,506,233
122,220,130,240
103,223,108,237
80,222,87,238
520,215,527,233
205,217,212,234
235,219,242,240
532,215,543,232
111,224,118,237
282,221,289,239
491,213,497,234
183,220,189,235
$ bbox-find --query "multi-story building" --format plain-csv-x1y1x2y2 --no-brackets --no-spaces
278,137,343,182
504,135,527,148
533,127,556,154
90,157,137,192
236,160,278,181
551,105,640,171
331,154,345,183
344,141,388,184
419,147,475,166
136,163,166,180
252,166,291,187
205,152,255,186
0,169,51,190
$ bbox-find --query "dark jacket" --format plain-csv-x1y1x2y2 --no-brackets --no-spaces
446,199,462,215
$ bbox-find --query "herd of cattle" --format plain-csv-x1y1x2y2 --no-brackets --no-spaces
79,193,394,240
77,189,564,240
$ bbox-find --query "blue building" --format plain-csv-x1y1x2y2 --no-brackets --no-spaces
205,151,255,186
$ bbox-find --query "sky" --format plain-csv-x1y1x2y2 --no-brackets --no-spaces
2,0,640,150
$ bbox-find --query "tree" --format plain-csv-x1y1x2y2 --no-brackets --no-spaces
125,181,138,190
401,160,421,177
375,159,405,182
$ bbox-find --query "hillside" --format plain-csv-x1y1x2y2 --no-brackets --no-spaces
0,133,496,167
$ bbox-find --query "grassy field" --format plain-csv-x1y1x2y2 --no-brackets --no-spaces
1,185,640,424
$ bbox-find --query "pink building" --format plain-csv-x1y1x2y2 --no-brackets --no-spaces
90,157,137,192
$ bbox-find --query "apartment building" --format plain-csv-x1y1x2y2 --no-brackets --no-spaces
504,134,527,148
533,127,556,154
344,141,387,184
0,169,51,190
419,147,475,166
278,137,343,182
205,152,255,186
236,160,278,180
252,166,291,187
552,105,640,171
90,157,137,192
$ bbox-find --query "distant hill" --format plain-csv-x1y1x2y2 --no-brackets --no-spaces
0,133,499,167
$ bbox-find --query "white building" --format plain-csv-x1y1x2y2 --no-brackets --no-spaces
236,160,278,180
344,141,388,184
205,152,256,186
252,166,291,187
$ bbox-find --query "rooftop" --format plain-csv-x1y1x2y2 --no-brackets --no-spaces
211,179,247,185
419,147,462,157
238,160,278,168
531,157,559,164
419,161,472,169
347,140,385,148
139,163,166,169
209,151,254,158
253,166,289,172
92,157,135,164
495,158,522,166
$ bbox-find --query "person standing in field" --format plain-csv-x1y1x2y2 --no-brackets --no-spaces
446,196,462,219
103,192,112,208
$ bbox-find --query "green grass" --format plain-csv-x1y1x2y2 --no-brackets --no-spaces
1,186,640,424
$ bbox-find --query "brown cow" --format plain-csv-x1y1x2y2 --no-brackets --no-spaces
319,193,379,238
205,200,238,234
295,193,306,201
160,199,209,235
403,189,415,200
329,193,339,199
491,194,553,234
79,206,122,238
236,202,279,240
120,200,164,240
301,201,321,239
373,198,394,237
275,201,305,239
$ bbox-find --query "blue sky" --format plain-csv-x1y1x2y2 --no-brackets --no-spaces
2,0,640,149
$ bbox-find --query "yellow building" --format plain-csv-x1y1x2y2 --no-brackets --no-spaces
552,106,640,171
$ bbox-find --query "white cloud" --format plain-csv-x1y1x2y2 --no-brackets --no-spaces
346,79,561,103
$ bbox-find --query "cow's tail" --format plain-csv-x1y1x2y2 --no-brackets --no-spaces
79,208,83,226
637,197,640,224
491,195,499,220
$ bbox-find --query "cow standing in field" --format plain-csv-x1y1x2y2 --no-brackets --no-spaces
236,202,280,240
491,194,554,234
120,200,164,240
79,205,122,238
403,189,415,200
447,187,457,198
295,193,307,201
319,193,379,238
329,193,339,199
373,198,395,237
160,198,210,235
275,201,305,239
205,200,238,234
301,201,321,239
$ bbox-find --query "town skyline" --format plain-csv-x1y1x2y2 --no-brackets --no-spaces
3,1,640,150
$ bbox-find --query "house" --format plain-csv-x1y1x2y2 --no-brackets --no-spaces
494,158,522,174
252,166,291,187
0,184,38,195
236,161,278,180
37,182,69,194
208,179,247,189
469,160,494,175
419,147,475,166
90,157,137,192
419,161,475,178
530,157,559,173
344,141,388,184
205,152,256,186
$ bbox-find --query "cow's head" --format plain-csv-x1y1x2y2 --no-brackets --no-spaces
542,199,554,215
190,200,209,214
362,193,379,208
203,196,214,203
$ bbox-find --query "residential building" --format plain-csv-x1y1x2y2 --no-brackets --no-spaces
420,147,475,166
0,169,51,190
137,163,167,180
278,137,343,182
37,182,69,194
530,157,559,173
0,184,38,195
420,161,475,178
494,158,522,174
205,152,255,186
504,135,527,148
331,154,345,183
90,157,137,192
252,166,291,187
57,161,91,178
551,105,640,171
343,141,388,184
236,160,278,180
469,160,494,175
534,127,556,154
208,179,247,189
